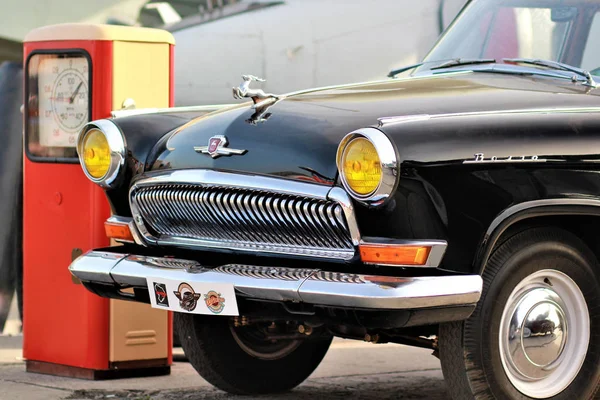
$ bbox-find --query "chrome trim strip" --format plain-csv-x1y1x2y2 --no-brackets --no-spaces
377,107,600,127
378,115,431,126
129,170,359,259
475,198,600,273
69,251,483,310
110,104,238,119
335,128,399,207
132,170,334,199
153,237,355,260
426,240,448,267
485,198,600,242
76,119,126,189
327,186,361,246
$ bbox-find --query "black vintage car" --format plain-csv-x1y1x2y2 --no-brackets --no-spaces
69,0,600,398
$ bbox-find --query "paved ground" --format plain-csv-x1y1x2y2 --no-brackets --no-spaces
1,295,449,399
0,336,449,400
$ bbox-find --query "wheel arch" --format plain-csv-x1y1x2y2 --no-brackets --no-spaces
474,198,600,275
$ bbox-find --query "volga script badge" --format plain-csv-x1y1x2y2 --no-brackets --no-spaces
173,282,201,312
194,135,247,159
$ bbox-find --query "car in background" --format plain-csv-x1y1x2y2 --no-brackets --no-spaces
138,0,468,106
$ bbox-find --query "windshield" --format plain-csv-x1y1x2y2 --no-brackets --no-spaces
419,0,600,74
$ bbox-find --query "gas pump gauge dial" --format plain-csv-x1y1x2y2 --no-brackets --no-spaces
26,51,91,160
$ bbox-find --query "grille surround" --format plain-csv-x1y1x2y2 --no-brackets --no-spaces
129,170,359,260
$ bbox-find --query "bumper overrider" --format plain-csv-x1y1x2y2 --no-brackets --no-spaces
69,250,483,325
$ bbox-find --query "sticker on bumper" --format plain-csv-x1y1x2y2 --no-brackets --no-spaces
146,278,238,316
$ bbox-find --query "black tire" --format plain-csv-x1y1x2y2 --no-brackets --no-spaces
439,227,600,399
175,313,332,395
172,322,181,348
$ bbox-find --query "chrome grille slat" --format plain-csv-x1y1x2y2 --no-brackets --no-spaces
263,196,291,245
199,190,227,239
131,182,355,259
326,204,349,246
316,203,343,248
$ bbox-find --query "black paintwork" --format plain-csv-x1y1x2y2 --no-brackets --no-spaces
106,68,600,274
107,111,205,215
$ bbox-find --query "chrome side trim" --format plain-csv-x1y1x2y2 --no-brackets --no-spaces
377,115,431,126
377,107,600,127
70,251,483,310
336,128,400,207
477,198,600,272
485,198,600,240
76,119,127,189
110,104,238,119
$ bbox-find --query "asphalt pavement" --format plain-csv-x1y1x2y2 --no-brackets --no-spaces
0,338,449,400
1,298,450,400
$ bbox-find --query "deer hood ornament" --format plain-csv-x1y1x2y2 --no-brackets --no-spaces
232,75,279,105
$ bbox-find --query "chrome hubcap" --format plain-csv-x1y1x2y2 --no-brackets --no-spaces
499,270,589,398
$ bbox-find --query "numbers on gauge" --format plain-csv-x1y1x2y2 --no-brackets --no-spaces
51,69,89,132
37,56,89,148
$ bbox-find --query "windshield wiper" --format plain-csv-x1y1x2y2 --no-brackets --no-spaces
430,58,496,70
388,62,425,78
387,58,496,78
504,58,597,88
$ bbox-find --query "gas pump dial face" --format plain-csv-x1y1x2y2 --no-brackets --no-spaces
37,56,89,146
26,52,91,160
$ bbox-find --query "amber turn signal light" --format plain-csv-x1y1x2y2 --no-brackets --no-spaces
104,219,134,242
359,243,431,266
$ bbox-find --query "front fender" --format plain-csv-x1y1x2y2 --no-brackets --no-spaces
474,198,600,274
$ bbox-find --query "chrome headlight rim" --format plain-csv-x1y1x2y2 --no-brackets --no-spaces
76,119,126,188
336,127,399,207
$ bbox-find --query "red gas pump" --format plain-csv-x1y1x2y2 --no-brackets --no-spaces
23,24,174,378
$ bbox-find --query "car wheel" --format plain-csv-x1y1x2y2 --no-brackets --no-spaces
439,227,600,399
174,313,332,395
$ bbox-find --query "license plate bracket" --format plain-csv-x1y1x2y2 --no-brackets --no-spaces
146,277,239,316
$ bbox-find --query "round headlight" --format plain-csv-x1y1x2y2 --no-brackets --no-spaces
77,119,126,188
82,129,110,179
336,128,399,206
341,138,381,195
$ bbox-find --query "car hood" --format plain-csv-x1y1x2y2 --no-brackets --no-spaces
147,70,600,183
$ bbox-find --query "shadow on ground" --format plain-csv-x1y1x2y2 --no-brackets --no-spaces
66,371,449,400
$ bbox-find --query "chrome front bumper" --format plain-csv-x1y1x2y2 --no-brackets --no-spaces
70,250,483,312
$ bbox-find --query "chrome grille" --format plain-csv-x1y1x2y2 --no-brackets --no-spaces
131,183,355,259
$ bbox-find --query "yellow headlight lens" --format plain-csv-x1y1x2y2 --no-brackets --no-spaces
82,129,110,179
342,138,381,195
